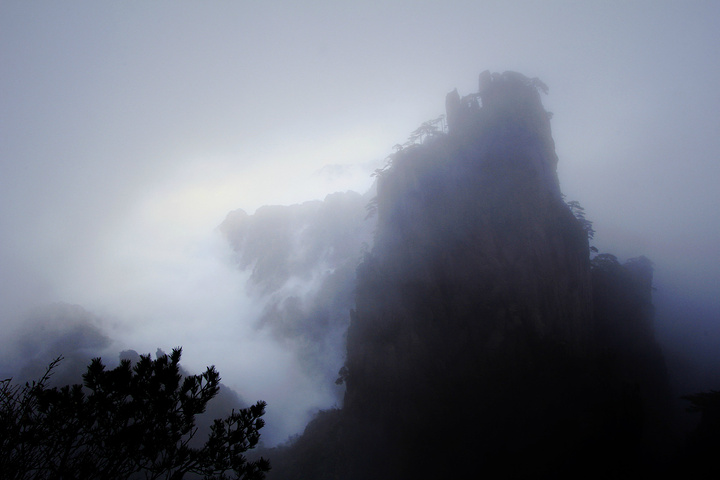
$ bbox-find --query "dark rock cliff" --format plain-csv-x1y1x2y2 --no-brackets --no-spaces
268,72,673,479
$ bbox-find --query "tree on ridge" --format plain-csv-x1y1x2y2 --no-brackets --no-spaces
0,347,270,480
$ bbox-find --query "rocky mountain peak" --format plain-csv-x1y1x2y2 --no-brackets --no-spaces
267,71,672,479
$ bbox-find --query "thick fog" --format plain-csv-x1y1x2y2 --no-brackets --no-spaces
1,1,719,445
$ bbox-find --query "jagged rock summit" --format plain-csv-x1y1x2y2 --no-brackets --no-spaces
362,71,589,356
268,71,671,480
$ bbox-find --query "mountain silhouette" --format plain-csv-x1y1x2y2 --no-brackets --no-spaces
265,71,676,479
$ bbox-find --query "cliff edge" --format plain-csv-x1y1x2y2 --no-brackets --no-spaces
269,71,673,479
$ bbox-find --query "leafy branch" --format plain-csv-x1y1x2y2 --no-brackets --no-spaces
0,348,269,480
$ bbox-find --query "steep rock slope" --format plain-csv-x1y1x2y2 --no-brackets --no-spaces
348,72,591,402
343,72,601,478
269,72,672,479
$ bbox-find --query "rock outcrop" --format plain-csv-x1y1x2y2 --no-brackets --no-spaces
268,72,672,479
219,190,375,401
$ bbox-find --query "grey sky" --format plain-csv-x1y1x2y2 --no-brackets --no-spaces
1,1,719,444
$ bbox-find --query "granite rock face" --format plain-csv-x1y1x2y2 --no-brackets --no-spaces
345,71,593,416
268,72,671,479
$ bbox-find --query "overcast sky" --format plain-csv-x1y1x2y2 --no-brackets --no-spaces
2,1,719,444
